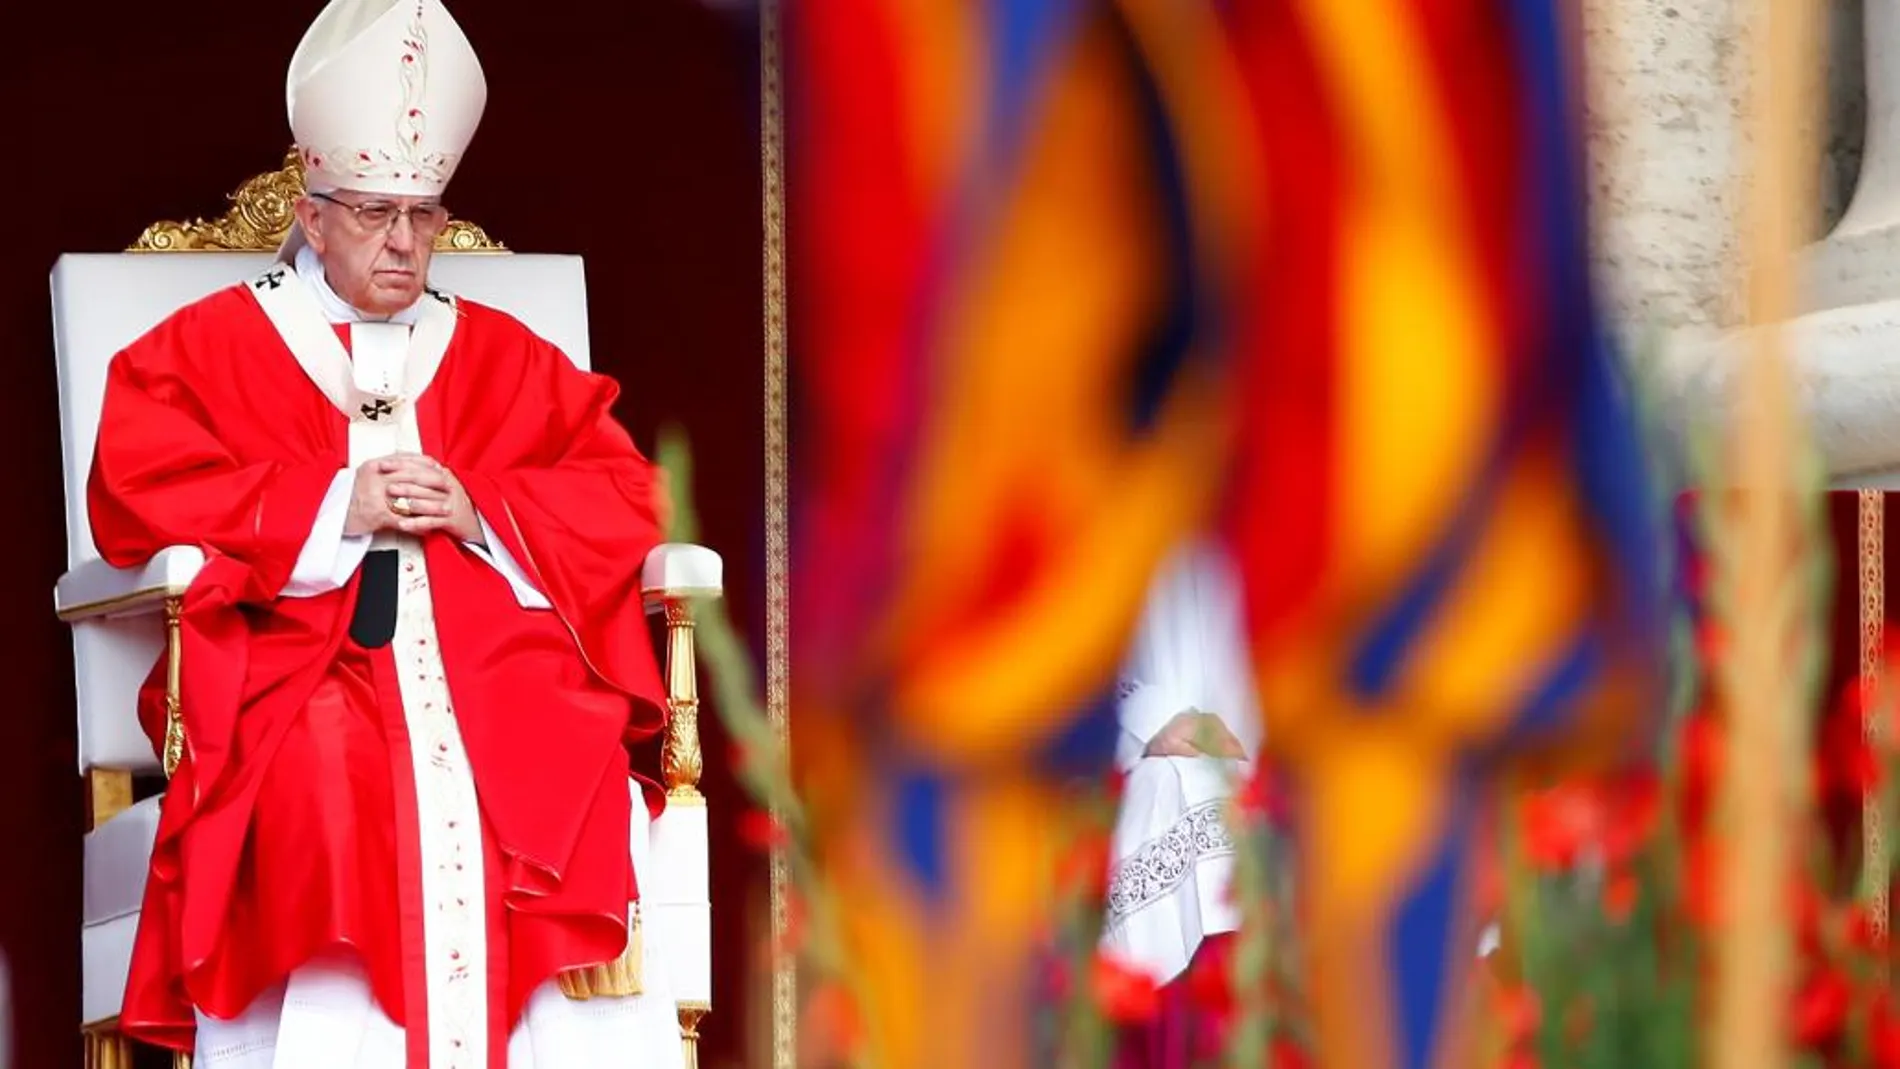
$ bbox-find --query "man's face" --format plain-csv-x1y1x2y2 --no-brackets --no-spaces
294,190,449,316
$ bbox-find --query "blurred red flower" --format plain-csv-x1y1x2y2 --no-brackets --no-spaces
1871,990,1900,1069
1520,770,1659,873
1269,1036,1309,1069
1092,954,1161,1024
1603,870,1640,923
800,981,865,1066
1789,966,1852,1047
1238,762,1292,828
1493,983,1541,1045
1055,828,1110,902
1680,711,1722,837
738,808,789,851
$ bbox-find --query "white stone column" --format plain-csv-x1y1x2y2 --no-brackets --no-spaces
1585,0,1900,486
1582,0,1752,337
1802,0,1900,311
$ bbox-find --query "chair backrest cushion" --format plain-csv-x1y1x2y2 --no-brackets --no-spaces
51,251,593,566
52,251,593,770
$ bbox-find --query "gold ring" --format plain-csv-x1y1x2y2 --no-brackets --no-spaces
393,496,412,516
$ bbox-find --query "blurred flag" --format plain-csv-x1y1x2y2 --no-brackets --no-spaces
786,0,1663,1067
1224,0,1664,1066
788,1,1252,1066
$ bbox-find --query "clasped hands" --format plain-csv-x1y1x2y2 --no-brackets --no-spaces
1144,710,1246,760
345,452,481,543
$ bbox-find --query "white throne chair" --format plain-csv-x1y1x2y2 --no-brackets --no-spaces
50,152,718,1069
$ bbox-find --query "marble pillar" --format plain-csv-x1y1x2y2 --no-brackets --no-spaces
1581,0,1863,331
1582,0,1752,337
1803,0,1900,313
1615,0,1900,486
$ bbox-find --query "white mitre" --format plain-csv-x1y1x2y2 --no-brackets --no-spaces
277,0,487,261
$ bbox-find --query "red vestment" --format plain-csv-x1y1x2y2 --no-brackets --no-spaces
86,281,669,1065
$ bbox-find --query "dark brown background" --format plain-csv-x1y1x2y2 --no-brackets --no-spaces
0,2,768,1066
1819,492,1893,893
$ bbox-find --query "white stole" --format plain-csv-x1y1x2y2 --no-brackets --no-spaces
245,263,489,1069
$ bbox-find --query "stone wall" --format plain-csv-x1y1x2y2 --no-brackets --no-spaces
1583,0,1866,338
1584,0,1753,335
1580,0,1900,487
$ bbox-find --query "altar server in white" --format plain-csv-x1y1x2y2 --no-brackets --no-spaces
1100,536,1264,987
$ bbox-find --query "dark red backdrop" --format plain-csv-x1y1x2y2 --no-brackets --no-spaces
0,3,767,1066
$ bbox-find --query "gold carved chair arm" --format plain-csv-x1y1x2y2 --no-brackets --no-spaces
641,542,724,800
55,547,204,623
640,541,723,1069
57,546,204,791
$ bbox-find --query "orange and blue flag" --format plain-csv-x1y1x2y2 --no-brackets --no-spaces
788,1,1256,1066
786,0,1663,1066
1226,0,1664,1066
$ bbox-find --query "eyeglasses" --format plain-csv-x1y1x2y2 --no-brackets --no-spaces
311,191,451,236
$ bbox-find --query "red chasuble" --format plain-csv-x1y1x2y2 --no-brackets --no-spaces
87,278,669,1065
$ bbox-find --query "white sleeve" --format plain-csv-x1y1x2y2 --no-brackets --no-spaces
1200,574,1265,762
281,469,373,598
1115,680,1190,772
1115,548,1195,770
463,510,552,610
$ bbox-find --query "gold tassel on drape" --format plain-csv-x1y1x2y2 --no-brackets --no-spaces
556,907,644,999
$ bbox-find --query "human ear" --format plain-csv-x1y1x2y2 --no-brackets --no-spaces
294,196,327,253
